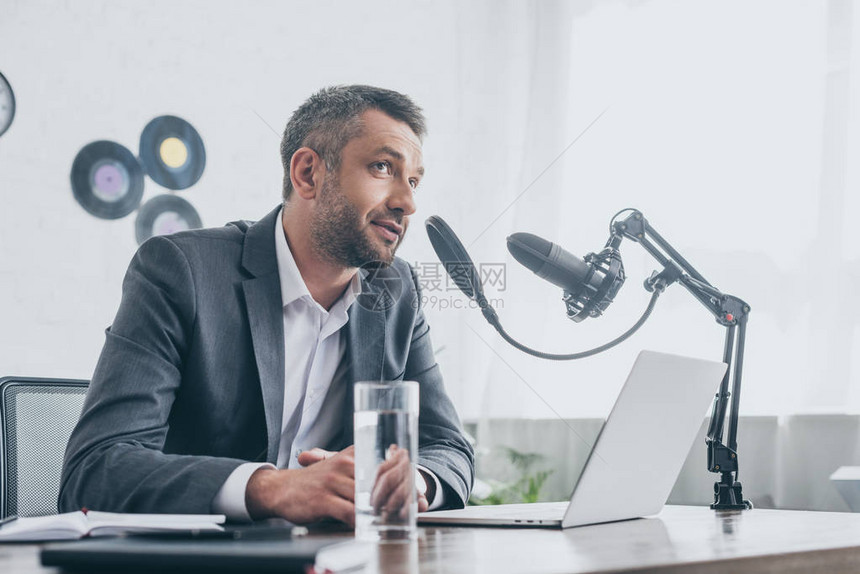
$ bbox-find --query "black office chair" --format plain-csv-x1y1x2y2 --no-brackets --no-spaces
0,377,88,518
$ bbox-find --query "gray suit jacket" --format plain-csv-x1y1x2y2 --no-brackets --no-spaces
59,206,474,514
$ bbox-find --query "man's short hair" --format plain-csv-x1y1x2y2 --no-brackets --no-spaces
280,85,427,202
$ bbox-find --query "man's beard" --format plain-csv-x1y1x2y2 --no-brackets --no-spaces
310,174,404,269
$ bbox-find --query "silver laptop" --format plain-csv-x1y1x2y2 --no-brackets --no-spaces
418,350,727,529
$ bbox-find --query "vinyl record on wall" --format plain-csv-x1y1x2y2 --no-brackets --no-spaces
70,141,145,220
135,194,203,245
139,115,206,190
0,71,16,137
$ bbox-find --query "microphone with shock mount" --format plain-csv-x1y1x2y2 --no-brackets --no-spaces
505,232,626,323
425,215,663,360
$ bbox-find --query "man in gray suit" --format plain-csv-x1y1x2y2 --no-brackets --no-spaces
59,85,474,525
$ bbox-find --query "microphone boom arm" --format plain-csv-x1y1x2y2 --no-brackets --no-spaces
613,210,752,510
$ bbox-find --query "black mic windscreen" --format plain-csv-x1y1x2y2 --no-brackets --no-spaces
425,216,484,301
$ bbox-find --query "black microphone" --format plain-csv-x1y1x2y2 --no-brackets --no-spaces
507,232,626,322
507,233,603,293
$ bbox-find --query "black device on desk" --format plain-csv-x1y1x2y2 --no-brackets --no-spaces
40,522,337,573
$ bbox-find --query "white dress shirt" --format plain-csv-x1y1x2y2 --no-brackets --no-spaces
212,208,443,520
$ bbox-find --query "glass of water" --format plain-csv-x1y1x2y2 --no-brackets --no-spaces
354,381,419,542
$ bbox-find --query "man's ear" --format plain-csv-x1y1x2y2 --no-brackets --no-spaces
289,147,325,200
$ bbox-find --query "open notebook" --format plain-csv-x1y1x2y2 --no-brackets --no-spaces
0,511,225,542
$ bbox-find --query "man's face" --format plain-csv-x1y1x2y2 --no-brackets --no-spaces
310,109,423,268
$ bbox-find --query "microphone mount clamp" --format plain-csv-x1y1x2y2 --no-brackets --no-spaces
562,245,625,322
611,210,752,511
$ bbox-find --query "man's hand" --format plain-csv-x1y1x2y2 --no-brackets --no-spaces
372,445,425,520
245,445,355,526
299,446,430,514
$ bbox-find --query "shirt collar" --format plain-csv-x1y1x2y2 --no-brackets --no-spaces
274,207,362,313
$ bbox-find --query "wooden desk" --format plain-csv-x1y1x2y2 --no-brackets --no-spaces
4,506,860,573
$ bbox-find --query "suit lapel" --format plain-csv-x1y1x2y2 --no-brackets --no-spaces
348,283,387,383
241,206,285,464
339,274,388,446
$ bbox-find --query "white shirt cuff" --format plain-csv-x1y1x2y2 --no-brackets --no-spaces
212,462,276,522
416,464,446,510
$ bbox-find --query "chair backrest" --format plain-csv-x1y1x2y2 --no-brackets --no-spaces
0,377,88,518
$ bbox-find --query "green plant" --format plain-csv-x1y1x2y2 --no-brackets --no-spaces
469,446,554,505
